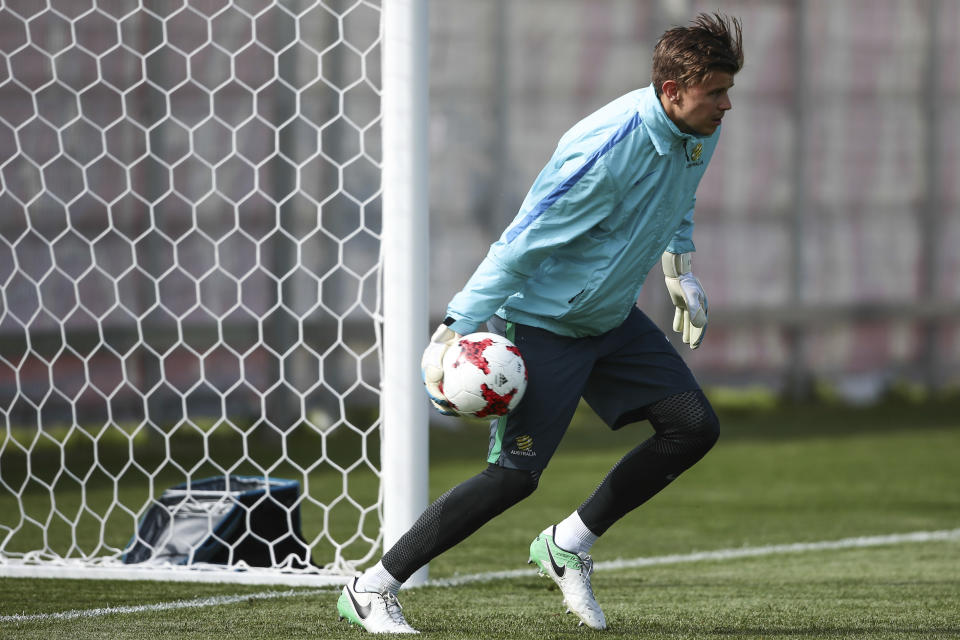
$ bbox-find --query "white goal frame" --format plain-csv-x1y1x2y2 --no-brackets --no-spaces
0,0,428,586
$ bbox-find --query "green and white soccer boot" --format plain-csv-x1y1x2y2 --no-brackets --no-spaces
528,525,607,630
337,577,419,634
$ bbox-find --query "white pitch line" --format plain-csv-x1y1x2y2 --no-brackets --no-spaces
0,588,332,624
4,528,958,623
422,527,960,587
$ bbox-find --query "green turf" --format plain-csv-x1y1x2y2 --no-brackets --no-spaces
2,399,959,638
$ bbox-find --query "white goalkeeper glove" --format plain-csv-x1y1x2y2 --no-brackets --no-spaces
420,322,462,415
662,251,708,349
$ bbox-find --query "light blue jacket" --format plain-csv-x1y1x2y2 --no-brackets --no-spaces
446,84,719,338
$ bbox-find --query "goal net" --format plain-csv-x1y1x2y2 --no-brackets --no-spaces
0,0,418,585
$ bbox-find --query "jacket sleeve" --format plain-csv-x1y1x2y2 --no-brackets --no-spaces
665,196,696,255
444,155,618,335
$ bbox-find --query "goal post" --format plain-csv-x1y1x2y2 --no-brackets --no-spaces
0,0,429,585
380,0,430,587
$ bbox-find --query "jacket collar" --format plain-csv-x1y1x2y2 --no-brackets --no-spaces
638,83,701,156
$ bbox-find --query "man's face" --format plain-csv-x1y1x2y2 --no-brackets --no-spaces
666,72,735,136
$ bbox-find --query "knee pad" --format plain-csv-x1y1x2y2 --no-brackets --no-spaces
645,389,720,453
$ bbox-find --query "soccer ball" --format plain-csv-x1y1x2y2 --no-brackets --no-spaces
440,332,527,418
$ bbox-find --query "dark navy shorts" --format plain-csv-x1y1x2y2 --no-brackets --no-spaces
485,307,700,471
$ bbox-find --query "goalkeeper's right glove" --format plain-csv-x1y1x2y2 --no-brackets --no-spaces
420,322,461,415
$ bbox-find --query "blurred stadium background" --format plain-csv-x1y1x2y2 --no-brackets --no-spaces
0,0,957,575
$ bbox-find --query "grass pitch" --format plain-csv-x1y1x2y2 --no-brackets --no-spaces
2,398,959,639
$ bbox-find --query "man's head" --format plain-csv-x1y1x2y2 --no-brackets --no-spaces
653,12,744,136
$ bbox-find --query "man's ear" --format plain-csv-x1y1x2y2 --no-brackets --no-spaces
661,79,681,104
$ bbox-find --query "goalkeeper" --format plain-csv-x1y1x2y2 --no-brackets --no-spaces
338,12,743,634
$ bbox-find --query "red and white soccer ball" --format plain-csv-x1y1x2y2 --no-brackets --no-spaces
440,332,527,418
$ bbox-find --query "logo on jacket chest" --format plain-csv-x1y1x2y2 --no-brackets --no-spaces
685,142,704,168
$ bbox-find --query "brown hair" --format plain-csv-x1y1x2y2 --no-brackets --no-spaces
652,12,743,96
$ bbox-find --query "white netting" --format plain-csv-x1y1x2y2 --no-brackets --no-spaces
0,0,384,581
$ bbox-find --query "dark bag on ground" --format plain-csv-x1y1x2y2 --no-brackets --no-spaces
123,475,312,569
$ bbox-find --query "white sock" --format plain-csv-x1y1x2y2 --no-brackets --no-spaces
355,561,402,596
552,510,599,556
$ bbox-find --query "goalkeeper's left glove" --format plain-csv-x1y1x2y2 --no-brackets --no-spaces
662,251,708,349
420,321,461,415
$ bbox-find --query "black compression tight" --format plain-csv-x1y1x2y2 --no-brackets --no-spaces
381,389,718,582
577,389,720,534
381,464,540,583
